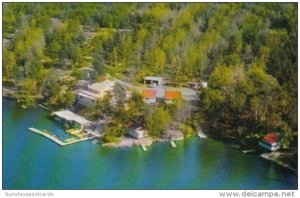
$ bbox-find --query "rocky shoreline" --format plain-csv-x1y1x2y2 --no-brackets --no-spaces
261,152,298,174
101,136,185,148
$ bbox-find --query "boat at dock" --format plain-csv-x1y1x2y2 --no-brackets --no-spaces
242,149,256,154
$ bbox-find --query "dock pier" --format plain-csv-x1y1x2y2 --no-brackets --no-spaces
141,144,148,151
196,125,207,138
28,127,97,146
170,140,177,148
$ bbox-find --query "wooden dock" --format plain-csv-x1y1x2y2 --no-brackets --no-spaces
196,125,207,138
170,140,176,148
28,127,97,146
140,144,147,151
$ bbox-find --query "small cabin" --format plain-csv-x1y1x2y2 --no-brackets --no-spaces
125,122,148,139
259,132,281,151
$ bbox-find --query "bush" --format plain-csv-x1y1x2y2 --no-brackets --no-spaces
144,107,171,137
102,135,121,143
179,124,196,138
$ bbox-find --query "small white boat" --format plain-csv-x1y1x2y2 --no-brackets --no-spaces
92,139,99,144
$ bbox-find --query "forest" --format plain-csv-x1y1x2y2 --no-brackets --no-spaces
3,3,297,148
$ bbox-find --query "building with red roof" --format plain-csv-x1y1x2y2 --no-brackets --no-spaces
165,90,181,104
142,89,157,104
259,132,281,151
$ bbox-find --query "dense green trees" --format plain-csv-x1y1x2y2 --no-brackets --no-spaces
3,3,297,147
144,107,171,137
4,3,296,83
201,65,297,147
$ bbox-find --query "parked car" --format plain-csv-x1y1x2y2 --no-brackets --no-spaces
148,83,157,88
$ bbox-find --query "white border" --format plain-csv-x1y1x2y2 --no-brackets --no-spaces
0,1,299,198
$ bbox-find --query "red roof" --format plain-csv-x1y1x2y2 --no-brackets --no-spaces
165,90,181,100
263,132,280,144
142,89,157,99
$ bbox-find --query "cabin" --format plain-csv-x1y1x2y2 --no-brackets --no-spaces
53,110,91,129
144,76,164,86
142,89,157,104
259,132,281,151
165,90,181,104
125,121,148,139
76,80,115,107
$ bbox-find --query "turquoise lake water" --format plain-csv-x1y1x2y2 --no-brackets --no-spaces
3,98,298,189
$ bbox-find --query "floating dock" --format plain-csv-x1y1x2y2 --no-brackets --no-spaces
170,140,177,148
28,127,97,146
141,144,148,151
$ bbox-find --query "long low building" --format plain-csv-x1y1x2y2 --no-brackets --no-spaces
141,88,183,104
53,110,91,129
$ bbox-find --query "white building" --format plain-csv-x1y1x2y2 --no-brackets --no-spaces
144,76,164,86
76,80,115,107
53,110,91,129
126,122,148,139
259,132,281,151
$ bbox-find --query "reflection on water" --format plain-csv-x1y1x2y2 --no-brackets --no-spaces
3,99,298,189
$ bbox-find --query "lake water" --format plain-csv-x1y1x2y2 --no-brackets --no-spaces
3,99,297,190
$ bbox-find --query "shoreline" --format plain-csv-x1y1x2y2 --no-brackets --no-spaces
261,152,298,174
101,135,185,148
101,135,298,175
3,96,298,174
